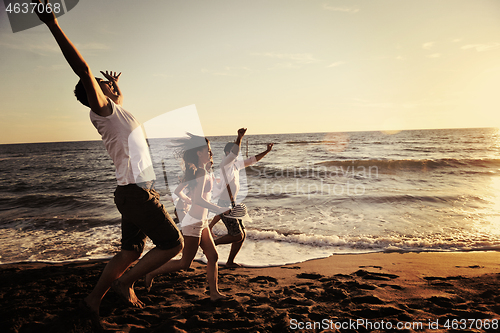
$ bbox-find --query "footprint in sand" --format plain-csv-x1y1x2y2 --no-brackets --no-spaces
249,276,278,285
353,269,399,281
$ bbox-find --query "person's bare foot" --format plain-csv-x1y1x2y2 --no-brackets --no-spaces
225,262,242,268
83,296,100,316
144,273,154,292
210,291,228,302
112,279,145,308
80,298,103,332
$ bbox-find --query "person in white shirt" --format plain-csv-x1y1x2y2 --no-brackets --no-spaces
210,128,273,267
33,3,183,329
145,134,229,301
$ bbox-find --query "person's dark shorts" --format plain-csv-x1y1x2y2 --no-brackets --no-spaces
114,184,182,253
218,199,245,236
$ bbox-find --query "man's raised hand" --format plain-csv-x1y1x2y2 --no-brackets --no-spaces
237,128,247,138
32,0,57,25
100,71,122,83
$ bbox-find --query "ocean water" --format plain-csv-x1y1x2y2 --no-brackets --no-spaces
1,128,500,266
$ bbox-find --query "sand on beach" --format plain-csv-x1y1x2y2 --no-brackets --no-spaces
1,251,500,332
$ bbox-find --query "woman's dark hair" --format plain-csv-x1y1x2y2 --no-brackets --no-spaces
176,133,209,189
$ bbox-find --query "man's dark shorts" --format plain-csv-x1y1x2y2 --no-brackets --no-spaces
114,184,182,253
218,199,245,236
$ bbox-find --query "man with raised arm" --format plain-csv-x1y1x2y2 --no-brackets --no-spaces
32,1,183,329
210,128,273,267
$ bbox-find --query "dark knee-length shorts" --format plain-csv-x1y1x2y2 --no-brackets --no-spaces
114,184,182,253
218,199,245,236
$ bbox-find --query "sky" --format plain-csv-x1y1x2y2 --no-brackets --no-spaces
1,0,500,144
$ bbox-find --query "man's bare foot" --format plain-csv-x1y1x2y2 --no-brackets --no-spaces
112,279,145,308
225,262,242,268
80,298,103,332
83,296,100,316
144,273,154,292
210,291,228,302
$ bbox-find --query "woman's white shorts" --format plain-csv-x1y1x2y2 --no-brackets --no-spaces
181,212,208,238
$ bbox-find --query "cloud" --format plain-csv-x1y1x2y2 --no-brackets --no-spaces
201,66,251,77
35,64,67,72
426,53,441,58
348,99,417,110
254,52,320,65
327,61,345,68
202,68,236,76
153,73,172,78
322,4,359,13
0,34,59,56
74,43,110,51
0,33,109,56
461,43,500,52
348,98,455,109
422,42,434,50
253,52,320,69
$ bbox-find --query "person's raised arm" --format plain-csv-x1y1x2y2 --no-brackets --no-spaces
255,143,273,162
33,0,110,116
242,143,273,168
231,128,247,156
220,128,247,170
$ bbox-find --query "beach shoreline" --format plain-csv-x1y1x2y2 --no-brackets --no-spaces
2,251,500,332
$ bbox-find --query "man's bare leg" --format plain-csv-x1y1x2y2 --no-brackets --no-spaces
208,214,221,238
214,233,243,246
214,233,242,267
111,244,182,307
225,230,246,267
84,249,141,315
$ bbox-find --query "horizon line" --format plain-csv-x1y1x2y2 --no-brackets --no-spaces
0,126,497,146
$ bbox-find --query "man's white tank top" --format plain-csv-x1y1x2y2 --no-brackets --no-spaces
89,99,155,185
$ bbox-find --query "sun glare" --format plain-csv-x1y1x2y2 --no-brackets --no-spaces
321,132,350,153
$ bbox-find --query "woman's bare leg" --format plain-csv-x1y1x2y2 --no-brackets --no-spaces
199,227,226,300
145,236,200,291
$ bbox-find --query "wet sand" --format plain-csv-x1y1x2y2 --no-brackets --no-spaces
1,251,500,332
